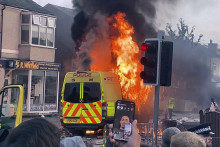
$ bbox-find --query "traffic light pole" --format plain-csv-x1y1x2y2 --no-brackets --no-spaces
153,85,160,147
153,37,162,147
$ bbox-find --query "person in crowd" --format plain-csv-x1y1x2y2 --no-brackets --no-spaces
4,118,60,147
210,98,220,112
188,123,214,147
4,117,87,147
162,127,181,147
170,131,206,147
168,97,175,119
109,120,141,147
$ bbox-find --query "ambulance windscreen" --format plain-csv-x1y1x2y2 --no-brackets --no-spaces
64,83,80,103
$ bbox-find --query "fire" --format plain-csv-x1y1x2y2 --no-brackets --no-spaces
158,129,163,136
91,12,152,109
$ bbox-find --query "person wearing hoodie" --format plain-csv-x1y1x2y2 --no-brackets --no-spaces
162,127,181,147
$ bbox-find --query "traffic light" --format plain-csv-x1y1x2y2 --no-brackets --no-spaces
140,39,160,85
160,41,173,86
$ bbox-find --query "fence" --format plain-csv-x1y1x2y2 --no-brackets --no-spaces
137,123,163,147
200,111,220,147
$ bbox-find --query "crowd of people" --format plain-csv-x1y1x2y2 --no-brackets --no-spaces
0,98,217,147
0,117,214,147
161,123,214,147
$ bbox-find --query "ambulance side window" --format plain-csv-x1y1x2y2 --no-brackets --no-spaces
83,83,101,103
64,83,80,103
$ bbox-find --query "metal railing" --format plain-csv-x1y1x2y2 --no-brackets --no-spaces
137,123,162,147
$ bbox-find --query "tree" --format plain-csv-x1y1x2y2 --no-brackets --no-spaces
166,18,203,45
162,19,211,108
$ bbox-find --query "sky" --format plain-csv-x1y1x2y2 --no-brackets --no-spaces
33,0,220,45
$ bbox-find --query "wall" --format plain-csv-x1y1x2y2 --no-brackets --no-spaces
0,68,5,88
0,5,56,62
2,6,21,59
30,46,55,62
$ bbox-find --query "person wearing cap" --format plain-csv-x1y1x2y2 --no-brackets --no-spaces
188,123,214,147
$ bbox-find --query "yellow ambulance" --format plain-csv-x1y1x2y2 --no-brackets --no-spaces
61,71,122,134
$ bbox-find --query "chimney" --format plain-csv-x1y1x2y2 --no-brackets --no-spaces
208,40,218,50
157,30,165,40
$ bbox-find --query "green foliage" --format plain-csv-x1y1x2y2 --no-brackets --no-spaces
166,18,203,45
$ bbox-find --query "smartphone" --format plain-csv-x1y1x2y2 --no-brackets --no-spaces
113,100,135,141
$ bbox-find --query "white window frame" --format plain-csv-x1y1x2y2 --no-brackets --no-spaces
212,62,217,71
26,70,59,113
20,12,56,48
21,13,32,44
33,15,41,25
39,25,47,46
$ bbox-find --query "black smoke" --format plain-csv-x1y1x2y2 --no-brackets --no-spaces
71,0,158,50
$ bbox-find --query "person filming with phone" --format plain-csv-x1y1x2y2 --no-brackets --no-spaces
210,98,220,112
109,120,141,147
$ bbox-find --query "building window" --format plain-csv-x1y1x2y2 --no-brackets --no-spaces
212,62,217,71
31,15,55,47
40,27,47,46
31,70,44,111
21,14,55,48
21,25,29,44
41,17,47,26
47,28,54,47
32,25,39,45
12,70,29,111
22,14,30,24
21,14,30,44
33,15,40,25
45,71,58,111
30,70,58,111
48,18,55,28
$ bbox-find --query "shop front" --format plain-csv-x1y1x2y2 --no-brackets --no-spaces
3,59,60,114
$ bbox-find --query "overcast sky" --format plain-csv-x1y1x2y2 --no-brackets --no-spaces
33,0,220,45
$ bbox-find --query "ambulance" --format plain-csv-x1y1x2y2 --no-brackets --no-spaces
60,71,122,134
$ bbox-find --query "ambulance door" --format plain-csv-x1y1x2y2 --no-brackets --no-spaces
81,82,102,124
0,85,24,130
62,83,82,124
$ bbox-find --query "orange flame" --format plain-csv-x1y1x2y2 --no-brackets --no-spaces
91,12,152,109
158,129,163,136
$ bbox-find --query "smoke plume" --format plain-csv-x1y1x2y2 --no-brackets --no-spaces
71,0,157,49
69,0,215,122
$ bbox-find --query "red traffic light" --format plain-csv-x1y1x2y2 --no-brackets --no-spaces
141,43,147,51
